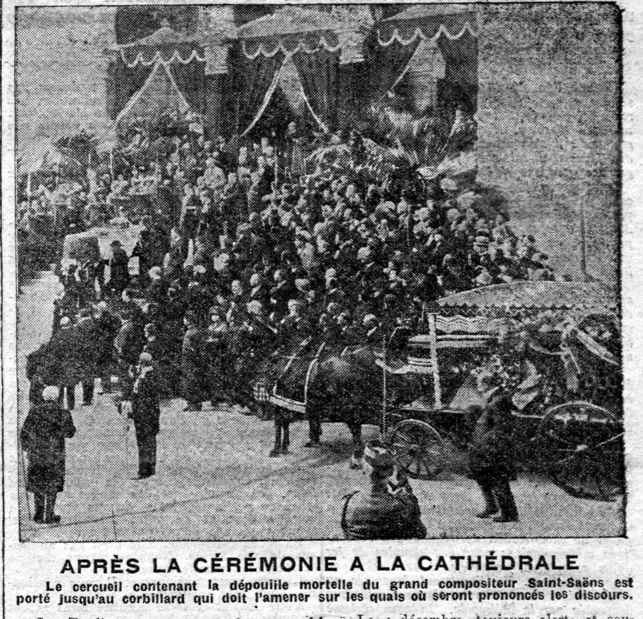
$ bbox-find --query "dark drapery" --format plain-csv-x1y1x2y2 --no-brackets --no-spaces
169,61,206,112
230,47,286,135
365,37,420,104
110,59,154,119
436,30,478,111
109,57,207,119
108,39,207,119
292,49,340,131
374,8,478,112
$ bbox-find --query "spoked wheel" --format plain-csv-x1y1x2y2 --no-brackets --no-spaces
538,401,624,501
388,419,446,480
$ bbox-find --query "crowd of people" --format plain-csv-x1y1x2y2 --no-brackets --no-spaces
21,111,558,491
24,111,557,404
17,106,563,530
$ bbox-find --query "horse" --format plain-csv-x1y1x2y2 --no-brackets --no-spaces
267,343,415,468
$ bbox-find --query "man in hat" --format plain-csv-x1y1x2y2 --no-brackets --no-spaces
21,385,76,523
341,440,426,539
107,239,130,297
123,353,161,479
467,371,519,522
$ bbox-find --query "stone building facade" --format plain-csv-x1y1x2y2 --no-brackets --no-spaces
477,3,620,283
16,7,115,151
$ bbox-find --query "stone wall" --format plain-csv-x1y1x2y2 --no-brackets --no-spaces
16,7,115,154
477,3,620,284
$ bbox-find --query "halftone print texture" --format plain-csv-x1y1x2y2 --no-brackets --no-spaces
15,3,623,542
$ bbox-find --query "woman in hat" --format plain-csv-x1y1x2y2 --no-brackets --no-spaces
21,386,76,523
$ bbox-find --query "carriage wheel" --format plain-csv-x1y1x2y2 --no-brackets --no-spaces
388,419,446,480
538,401,624,501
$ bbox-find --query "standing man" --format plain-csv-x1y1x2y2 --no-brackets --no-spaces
107,240,130,297
123,353,160,479
20,386,76,523
342,440,426,539
75,307,97,406
94,301,121,394
467,372,519,522
114,309,145,395
181,310,205,412
48,316,82,410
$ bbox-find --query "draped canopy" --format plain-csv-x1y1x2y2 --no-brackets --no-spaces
236,9,343,60
230,8,353,135
107,23,206,119
105,6,481,134
376,5,478,47
374,5,478,112
116,24,204,67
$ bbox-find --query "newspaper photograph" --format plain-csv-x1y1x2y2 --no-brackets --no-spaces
1,0,641,617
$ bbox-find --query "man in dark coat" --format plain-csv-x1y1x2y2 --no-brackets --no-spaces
342,441,426,539
131,228,153,287
26,343,60,405
20,385,76,523
114,310,145,393
74,307,98,406
143,323,171,398
107,240,130,297
48,316,83,410
93,302,121,394
123,353,161,479
181,311,206,411
79,257,105,303
467,377,518,522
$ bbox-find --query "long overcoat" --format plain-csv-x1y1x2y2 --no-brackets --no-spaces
468,393,516,480
20,402,76,494
181,325,206,402
130,369,161,438
48,325,84,385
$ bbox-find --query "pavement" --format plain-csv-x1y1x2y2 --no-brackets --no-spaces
17,273,624,541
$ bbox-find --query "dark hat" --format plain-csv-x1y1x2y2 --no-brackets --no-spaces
364,440,395,470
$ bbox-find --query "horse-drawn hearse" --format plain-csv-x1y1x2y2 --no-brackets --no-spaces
259,281,623,503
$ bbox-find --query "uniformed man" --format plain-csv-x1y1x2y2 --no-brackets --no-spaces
341,440,426,539
467,371,519,522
